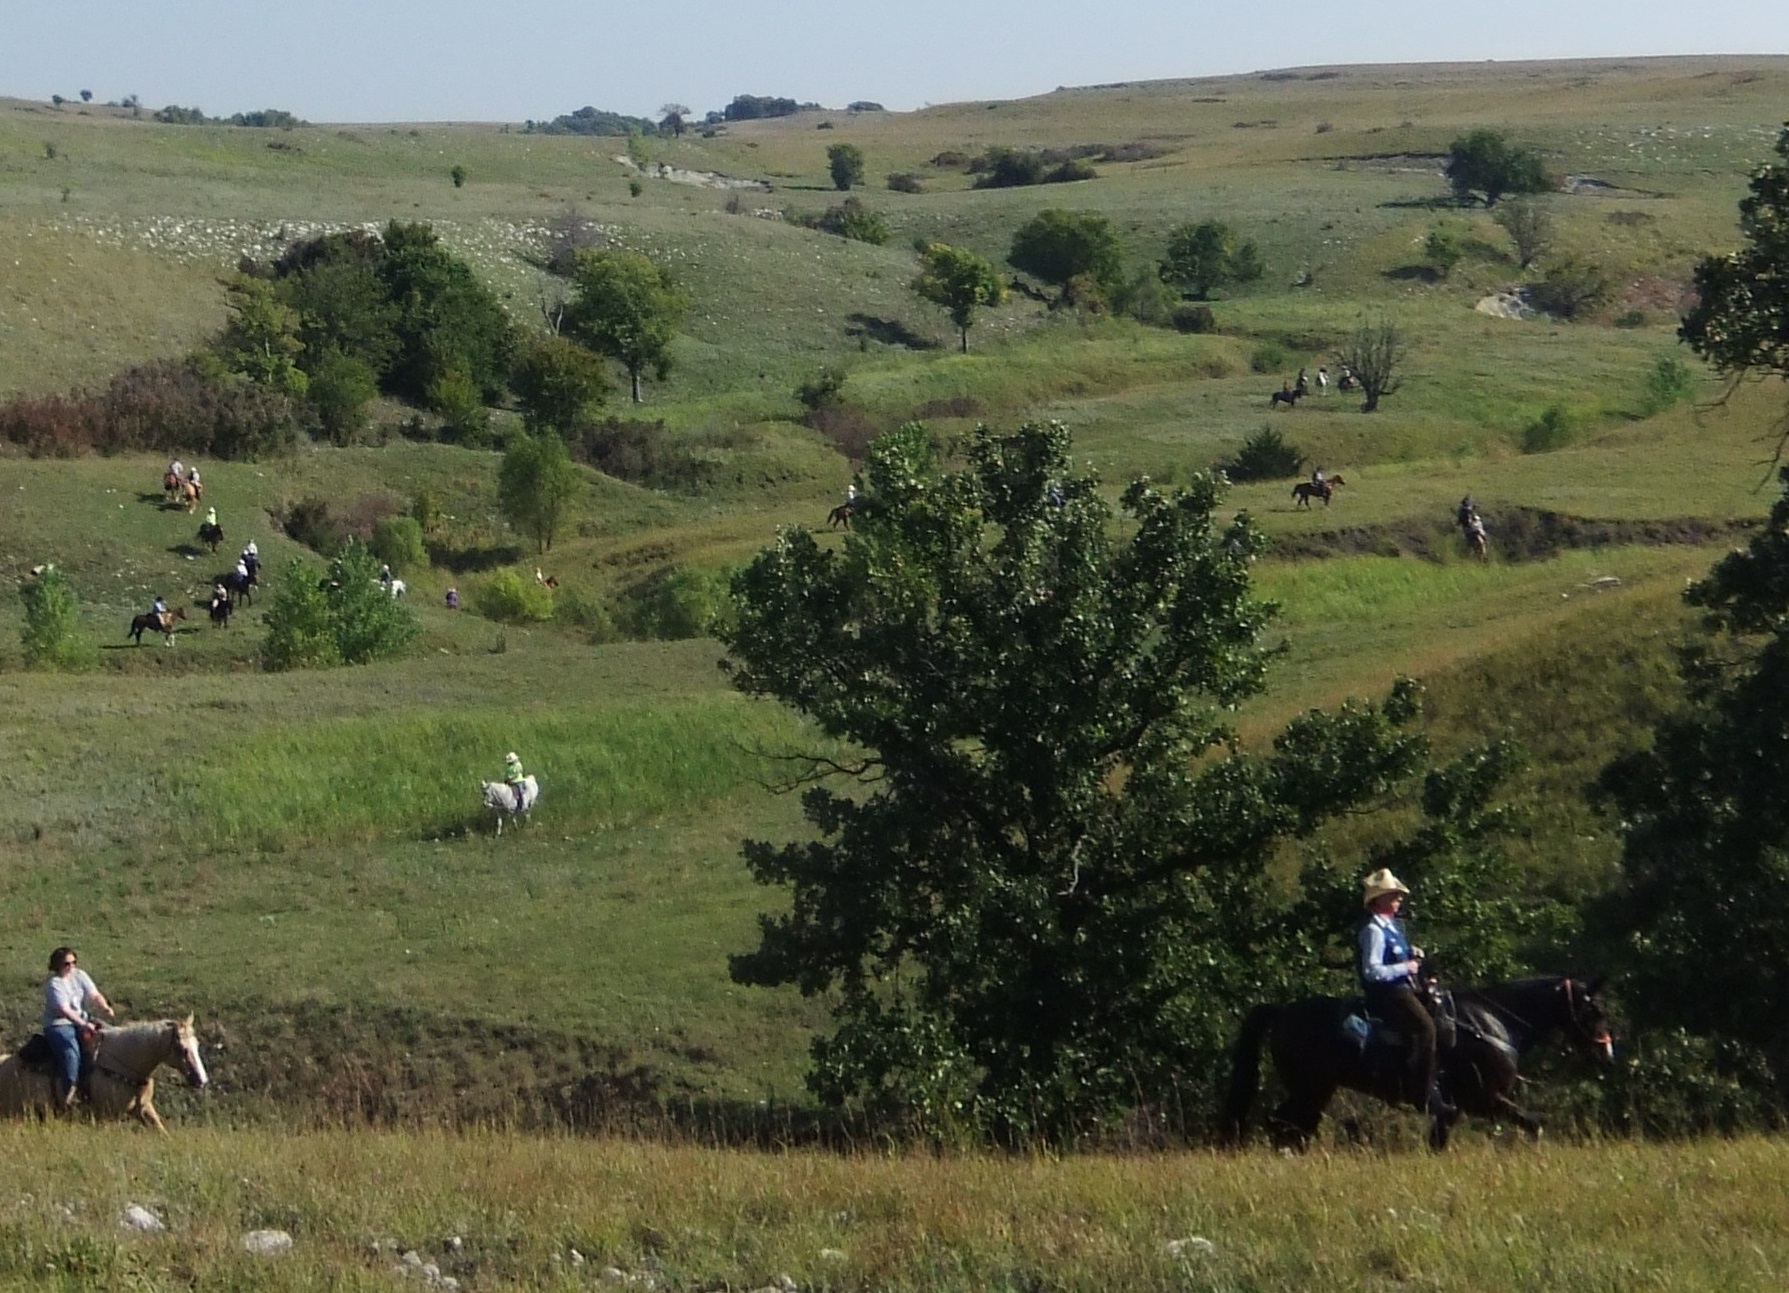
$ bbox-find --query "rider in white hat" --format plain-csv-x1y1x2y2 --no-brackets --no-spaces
1358,868,1454,1119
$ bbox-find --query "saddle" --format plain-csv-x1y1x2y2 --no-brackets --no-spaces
14,1032,95,1096
1339,991,1457,1054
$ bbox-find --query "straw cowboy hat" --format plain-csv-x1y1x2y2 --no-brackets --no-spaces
1361,868,1411,906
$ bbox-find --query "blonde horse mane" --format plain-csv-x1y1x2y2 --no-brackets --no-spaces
95,1018,191,1080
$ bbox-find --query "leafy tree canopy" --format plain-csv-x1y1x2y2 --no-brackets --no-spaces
499,430,585,552
1159,220,1265,300
911,242,1006,352
1008,209,1125,303
564,249,691,403
1444,129,1552,207
1681,125,1789,414
721,421,1522,1140
510,333,610,435
1595,468,1789,1079
262,542,418,670
827,142,865,191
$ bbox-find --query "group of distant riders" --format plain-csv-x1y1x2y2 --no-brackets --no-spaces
141,459,262,635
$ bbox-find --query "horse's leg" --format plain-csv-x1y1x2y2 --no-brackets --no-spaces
1269,1080,1333,1150
1488,1092,1543,1138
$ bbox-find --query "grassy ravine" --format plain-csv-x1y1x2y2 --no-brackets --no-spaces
1,1127,1786,1291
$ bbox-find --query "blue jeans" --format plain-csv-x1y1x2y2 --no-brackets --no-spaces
46,1021,81,1086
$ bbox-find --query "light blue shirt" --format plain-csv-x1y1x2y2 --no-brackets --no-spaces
1358,913,1416,987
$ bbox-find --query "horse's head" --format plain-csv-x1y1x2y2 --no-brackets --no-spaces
1559,977,1615,1064
173,1015,209,1089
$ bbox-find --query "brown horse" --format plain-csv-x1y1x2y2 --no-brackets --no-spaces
827,503,856,529
0,1017,208,1133
128,606,186,645
1291,475,1345,507
162,470,182,501
1221,974,1613,1151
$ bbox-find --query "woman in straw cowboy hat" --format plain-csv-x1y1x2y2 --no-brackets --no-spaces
1358,868,1454,1119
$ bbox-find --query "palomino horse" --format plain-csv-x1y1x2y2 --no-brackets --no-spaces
482,775,539,835
0,1017,208,1133
1221,974,1613,1151
128,606,186,645
1291,475,1345,507
179,479,203,513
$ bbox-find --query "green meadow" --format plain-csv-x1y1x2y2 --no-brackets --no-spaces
2,54,1789,1287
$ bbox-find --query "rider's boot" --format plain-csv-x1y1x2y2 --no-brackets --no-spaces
52,1077,77,1112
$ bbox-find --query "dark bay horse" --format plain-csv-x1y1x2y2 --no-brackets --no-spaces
1291,475,1345,507
128,606,186,645
1221,974,1612,1151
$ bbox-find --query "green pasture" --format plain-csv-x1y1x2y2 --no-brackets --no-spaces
0,1129,1787,1290
3,59,1789,1135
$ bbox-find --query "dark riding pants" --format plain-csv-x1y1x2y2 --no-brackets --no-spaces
1364,983,1437,1111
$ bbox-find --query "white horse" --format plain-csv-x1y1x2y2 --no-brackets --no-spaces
482,775,539,834
0,1017,208,1133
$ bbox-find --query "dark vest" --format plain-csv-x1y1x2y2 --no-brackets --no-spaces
1359,915,1413,990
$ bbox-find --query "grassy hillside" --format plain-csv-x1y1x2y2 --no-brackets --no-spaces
3,58,1788,1137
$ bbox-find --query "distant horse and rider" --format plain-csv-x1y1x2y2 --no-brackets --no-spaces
1221,971,1614,1151
482,774,539,836
198,520,225,553
128,605,185,646
1292,474,1345,507
1457,496,1489,560
1269,385,1305,411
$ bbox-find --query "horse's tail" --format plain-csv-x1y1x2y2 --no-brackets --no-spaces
1219,1003,1279,1146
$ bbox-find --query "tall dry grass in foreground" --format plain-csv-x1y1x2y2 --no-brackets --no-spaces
1,1126,1784,1290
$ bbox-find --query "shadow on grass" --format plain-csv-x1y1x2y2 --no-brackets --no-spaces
427,541,524,574
845,314,940,351
1383,264,1443,283
169,543,205,558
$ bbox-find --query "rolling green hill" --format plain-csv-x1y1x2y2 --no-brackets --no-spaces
2,57,1787,1141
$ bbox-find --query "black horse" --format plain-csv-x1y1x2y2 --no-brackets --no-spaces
198,521,224,554
1269,386,1304,410
1221,974,1613,1151
208,594,233,627
222,565,258,607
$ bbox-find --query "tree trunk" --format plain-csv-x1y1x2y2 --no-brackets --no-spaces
960,326,969,354
630,368,642,403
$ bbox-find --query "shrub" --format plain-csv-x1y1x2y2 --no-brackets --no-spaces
1613,309,1648,329
814,197,889,245
1424,224,1464,278
371,515,427,573
450,164,467,188
615,565,734,640
0,358,301,459
1249,342,1289,374
19,567,94,669
1640,355,1696,416
427,369,492,445
1172,304,1217,334
1527,258,1613,320
569,417,714,492
1224,426,1306,481
474,569,556,624
307,348,378,445
929,150,970,170
261,558,340,669
409,487,443,535
1521,404,1575,454
278,496,349,556
886,172,925,194
555,587,620,643
796,367,848,413
804,403,880,461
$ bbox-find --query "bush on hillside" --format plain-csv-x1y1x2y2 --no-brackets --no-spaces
262,542,419,671
19,567,95,670
1224,426,1306,481
1521,404,1575,453
1172,304,1217,334
474,569,557,624
1639,356,1696,416
1527,258,1613,320
0,358,302,459
371,516,427,574
811,197,889,245
1249,342,1289,374
569,417,717,492
615,565,734,640
886,172,925,194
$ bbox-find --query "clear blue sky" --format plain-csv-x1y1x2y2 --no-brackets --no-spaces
3,0,1786,123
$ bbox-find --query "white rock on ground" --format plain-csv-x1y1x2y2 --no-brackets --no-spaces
242,1229,293,1255
120,1204,166,1233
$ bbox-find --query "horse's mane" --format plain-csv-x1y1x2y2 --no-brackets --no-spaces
102,1020,177,1041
